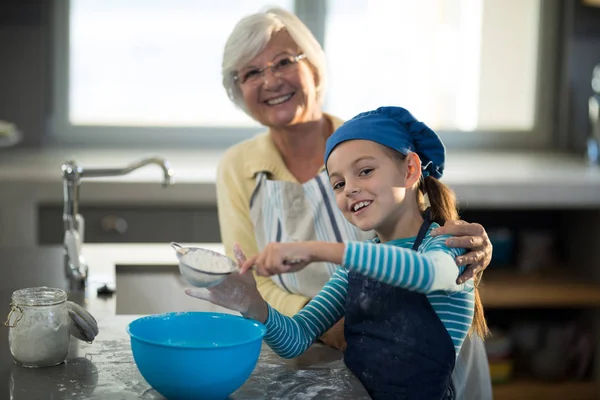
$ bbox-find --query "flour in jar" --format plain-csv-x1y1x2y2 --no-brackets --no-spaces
180,249,236,274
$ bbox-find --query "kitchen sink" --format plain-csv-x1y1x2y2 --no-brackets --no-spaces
115,264,238,316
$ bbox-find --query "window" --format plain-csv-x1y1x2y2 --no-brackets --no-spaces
324,0,540,132
52,0,293,146
68,0,293,128
52,0,556,148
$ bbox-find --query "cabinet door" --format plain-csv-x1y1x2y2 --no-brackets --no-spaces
38,205,221,244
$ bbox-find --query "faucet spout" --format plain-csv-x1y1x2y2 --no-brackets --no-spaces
60,156,175,291
80,156,175,187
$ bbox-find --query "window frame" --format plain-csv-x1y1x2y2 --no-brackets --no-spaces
48,0,561,150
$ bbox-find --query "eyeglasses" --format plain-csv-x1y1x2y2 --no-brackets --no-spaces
234,53,307,85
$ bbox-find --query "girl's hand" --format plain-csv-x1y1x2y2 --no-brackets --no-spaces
241,242,314,277
185,244,268,322
431,220,492,284
241,242,345,277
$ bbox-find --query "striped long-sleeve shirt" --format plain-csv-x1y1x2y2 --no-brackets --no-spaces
263,227,474,358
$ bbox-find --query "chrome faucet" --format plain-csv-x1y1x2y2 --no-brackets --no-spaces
61,156,175,291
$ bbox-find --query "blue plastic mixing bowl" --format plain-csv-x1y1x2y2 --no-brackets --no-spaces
127,312,266,400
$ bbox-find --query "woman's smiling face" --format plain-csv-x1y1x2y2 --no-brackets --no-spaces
237,30,319,129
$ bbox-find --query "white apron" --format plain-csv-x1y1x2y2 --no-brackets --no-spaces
248,169,492,400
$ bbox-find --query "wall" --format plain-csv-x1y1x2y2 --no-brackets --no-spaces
0,0,51,148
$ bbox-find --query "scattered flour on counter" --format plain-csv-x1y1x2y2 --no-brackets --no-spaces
181,249,235,273
250,360,359,399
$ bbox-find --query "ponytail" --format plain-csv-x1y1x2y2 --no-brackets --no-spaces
418,176,458,226
418,176,490,339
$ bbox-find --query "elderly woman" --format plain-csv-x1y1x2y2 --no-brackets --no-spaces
209,7,492,398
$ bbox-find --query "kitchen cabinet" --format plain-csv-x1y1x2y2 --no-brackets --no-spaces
492,381,597,400
460,209,600,400
37,204,221,244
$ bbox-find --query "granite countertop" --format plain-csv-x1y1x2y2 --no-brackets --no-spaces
1,246,370,399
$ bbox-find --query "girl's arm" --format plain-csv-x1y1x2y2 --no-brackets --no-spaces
263,267,348,358
297,237,467,294
246,236,467,294
340,236,467,293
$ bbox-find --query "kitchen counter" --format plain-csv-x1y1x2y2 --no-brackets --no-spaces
1,246,370,399
0,148,599,207
1,148,600,247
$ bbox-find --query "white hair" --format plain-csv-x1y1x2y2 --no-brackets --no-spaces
221,7,327,112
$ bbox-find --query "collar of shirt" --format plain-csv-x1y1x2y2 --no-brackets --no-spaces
242,113,345,181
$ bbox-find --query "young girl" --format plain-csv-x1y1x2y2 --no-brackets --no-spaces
186,107,487,399
189,106,487,399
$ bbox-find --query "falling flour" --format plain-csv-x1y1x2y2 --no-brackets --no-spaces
180,249,235,273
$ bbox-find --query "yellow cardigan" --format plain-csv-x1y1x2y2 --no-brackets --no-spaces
215,114,344,317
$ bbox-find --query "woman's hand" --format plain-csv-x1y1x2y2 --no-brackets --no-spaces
431,220,493,284
241,242,345,277
185,244,268,322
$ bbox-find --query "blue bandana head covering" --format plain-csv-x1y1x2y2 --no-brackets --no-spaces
324,106,445,179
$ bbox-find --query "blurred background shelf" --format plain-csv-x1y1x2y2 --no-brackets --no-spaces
493,380,598,400
480,270,600,308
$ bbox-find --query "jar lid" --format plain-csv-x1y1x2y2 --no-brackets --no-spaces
11,287,67,307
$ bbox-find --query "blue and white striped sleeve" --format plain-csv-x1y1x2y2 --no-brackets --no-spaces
343,235,467,293
263,267,348,359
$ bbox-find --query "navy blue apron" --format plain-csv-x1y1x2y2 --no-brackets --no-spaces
344,215,456,399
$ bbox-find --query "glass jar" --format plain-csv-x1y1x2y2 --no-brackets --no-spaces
4,287,71,368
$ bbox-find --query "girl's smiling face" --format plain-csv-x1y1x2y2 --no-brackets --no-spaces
326,140,413,233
